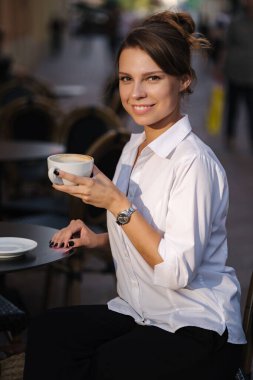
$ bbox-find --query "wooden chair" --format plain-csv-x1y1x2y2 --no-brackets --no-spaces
0,95,64,218
0,295,27,355
0,295,27,380
43,129,131,308
0,95,62,141
69,129,130,226
0,75,56,109
57,104,124,154
235,272,253,380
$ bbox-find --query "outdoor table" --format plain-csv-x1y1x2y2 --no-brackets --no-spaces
0,221,74,274
0,140,64,163
0,221,76,308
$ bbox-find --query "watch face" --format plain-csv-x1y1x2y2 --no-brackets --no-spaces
116,207,136,225
117,213,129,225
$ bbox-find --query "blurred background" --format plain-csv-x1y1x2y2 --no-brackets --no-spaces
0,0,252,335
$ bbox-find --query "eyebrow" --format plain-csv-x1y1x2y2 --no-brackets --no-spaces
118,70,164,76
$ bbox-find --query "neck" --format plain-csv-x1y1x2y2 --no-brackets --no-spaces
143,113,183,144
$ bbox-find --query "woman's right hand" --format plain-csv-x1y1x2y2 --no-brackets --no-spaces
49,219,100,250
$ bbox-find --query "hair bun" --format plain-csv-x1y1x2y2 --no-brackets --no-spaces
143,10,209,50
143,11,195,39
174,12,195,34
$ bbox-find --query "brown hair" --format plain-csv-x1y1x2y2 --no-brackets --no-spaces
117,10,210,94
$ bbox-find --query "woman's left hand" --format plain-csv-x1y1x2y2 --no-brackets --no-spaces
52,165,129,215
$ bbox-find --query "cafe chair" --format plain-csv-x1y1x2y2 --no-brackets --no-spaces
0,75,56,109
0,295,26,379
0,295,27,341
69,129,131,227
0,94,62,141
57,104,124,154
43,129,131,308
0,295,27,356
0,95,64,218
235,271,253,380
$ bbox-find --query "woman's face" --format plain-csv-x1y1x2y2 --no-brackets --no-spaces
118,47,190,132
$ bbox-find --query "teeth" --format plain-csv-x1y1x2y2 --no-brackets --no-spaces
134,106,150,110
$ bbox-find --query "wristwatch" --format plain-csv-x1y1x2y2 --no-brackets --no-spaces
116,206,136,225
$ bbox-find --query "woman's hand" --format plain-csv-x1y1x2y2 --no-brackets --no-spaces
52,165,130,215
49,219,103,249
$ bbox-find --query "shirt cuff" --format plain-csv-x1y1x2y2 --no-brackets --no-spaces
153,238,189,290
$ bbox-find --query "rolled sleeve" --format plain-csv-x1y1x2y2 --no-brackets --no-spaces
154,239,196,289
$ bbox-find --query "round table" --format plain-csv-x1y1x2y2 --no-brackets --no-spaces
0,221,74,273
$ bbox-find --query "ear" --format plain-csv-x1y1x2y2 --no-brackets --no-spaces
179,75,192,93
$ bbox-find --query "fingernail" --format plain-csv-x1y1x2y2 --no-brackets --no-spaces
49,241,54,247
53,243,58,247
60,243,64,248
54,169,59,176
68,240,74,247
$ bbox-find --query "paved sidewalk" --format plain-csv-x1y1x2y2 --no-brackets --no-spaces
5,34,253,315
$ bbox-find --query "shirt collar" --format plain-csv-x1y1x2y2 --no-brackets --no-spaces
149,115,192,158
125,115,192,159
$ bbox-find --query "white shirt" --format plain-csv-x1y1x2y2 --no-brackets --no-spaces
107,115,246,344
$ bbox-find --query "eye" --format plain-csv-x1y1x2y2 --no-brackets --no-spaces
119,75,131,83
147,75,161,81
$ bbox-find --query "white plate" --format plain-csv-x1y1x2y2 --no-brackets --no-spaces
0,237,37,259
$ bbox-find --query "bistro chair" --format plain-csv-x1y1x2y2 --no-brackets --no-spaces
0,95,64,218
0,75,56,109
235,271,253,380
57,104,124,154
0,95,62,141
43,129,131,308
211,271,253,380
0,294,27,341
0,294,27,357
0,295,26,379
68,129,131,227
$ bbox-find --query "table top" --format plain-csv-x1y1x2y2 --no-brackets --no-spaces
53,84,87,98
0,140,65,162
0,221,74,273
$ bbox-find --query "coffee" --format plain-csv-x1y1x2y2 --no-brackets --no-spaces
52,154,92,164
47,153,94,185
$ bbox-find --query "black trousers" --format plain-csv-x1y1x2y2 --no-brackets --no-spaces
225,81,253,145
23,305,243,380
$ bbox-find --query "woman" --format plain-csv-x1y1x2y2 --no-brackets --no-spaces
24,10,246,380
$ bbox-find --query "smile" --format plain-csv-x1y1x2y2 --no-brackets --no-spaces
132,105,154,114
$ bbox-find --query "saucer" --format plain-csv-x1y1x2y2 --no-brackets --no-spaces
0,237,37,259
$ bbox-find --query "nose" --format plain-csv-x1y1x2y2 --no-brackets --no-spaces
131,81,146,99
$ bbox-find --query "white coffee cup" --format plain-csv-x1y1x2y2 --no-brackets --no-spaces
47,153,94,185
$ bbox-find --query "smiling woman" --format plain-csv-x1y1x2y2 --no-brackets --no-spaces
23,10,246,380
118,48,189,137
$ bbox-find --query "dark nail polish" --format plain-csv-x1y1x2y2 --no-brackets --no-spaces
54,169,59,176
68,240,74,247
49,241,54,247
53,243,58,247
60,243,64,248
